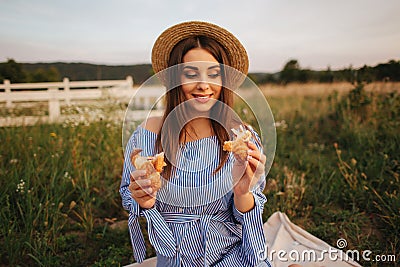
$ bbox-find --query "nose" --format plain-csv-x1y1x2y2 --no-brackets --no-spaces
196,81,210,90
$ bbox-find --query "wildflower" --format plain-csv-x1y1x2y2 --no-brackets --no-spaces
64,171,71,179
274,120,288,129
351,158,357,166
50,132,57,138
16,179,25,194
10,159,18,164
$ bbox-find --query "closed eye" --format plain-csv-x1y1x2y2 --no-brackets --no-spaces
208,73,221,78
183,71,198,79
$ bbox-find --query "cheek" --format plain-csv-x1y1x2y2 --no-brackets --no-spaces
181,83,194,97
212,85,222,98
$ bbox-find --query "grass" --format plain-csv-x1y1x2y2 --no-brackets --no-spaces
262,83,399,266
0,82,399,266
0,120,132,266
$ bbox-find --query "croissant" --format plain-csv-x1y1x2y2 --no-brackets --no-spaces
223,125,251,161
130,148,166,190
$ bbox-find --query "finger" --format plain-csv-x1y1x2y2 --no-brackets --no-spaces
132,186,154,198
133,179,151,190
248,150,267,165
130,170,147,182
247,141,259,151
247,155,265,174
247,144,266,165
247,142,261,160
247,149,260,161
245,157,265,188
246,158,255,176
140,195,155,203
140,186,158,198
129,179,151,191
248,142,267,164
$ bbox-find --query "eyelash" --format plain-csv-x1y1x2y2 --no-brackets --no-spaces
183,72,221,79
184,73,198,79
208,73,220,78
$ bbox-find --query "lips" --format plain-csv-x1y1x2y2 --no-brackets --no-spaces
192,93,213,103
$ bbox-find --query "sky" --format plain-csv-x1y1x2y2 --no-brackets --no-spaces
0,0,399,73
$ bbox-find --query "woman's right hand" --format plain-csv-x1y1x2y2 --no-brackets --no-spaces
129,169,157,209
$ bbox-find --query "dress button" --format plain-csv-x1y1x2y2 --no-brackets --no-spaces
176,246,180,252
178,208,184,213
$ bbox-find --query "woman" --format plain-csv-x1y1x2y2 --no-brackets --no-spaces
120,21,272,267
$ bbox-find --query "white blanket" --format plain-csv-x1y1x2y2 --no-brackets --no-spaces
263,211,361,267
125,211,362,267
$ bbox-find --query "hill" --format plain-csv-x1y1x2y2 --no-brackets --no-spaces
1,59,399,85
21,62,154,85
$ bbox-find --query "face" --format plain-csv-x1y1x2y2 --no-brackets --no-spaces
180,48,222,112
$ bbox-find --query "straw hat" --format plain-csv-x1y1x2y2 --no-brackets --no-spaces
151,21,249,75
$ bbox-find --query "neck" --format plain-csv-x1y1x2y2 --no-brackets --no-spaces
182,118,214,142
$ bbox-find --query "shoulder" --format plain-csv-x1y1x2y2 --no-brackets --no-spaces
140,116,163,134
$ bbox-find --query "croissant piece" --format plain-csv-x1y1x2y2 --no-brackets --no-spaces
130,148,166,190
223,125,251,161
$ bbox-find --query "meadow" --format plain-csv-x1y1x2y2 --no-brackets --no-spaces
0,82,398,266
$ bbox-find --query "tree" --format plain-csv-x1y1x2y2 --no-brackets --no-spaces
357,65,375,83
0,59,27,83
374,60,400,81
319,66,334,83
280,59,301,84
28,66,61,82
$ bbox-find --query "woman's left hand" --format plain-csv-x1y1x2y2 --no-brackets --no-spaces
231,141,266,196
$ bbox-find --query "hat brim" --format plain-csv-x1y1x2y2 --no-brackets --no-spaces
151,21,249,76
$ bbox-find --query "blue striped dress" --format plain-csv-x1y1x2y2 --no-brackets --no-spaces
120,125,272,267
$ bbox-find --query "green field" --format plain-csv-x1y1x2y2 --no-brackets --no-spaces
0,83,399,266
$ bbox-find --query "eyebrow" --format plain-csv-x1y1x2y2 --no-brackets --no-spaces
183,65,220,70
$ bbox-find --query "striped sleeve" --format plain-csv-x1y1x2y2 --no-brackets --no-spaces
120,131,139,215
232,182,268,266
232,125,269,266
119,131,148,263
119,127,177,263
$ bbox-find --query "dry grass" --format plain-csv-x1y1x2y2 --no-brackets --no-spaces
259,82,400,97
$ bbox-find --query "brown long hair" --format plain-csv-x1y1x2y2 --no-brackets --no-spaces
155,36,240,179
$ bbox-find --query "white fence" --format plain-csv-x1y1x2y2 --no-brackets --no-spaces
0,77,165,126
